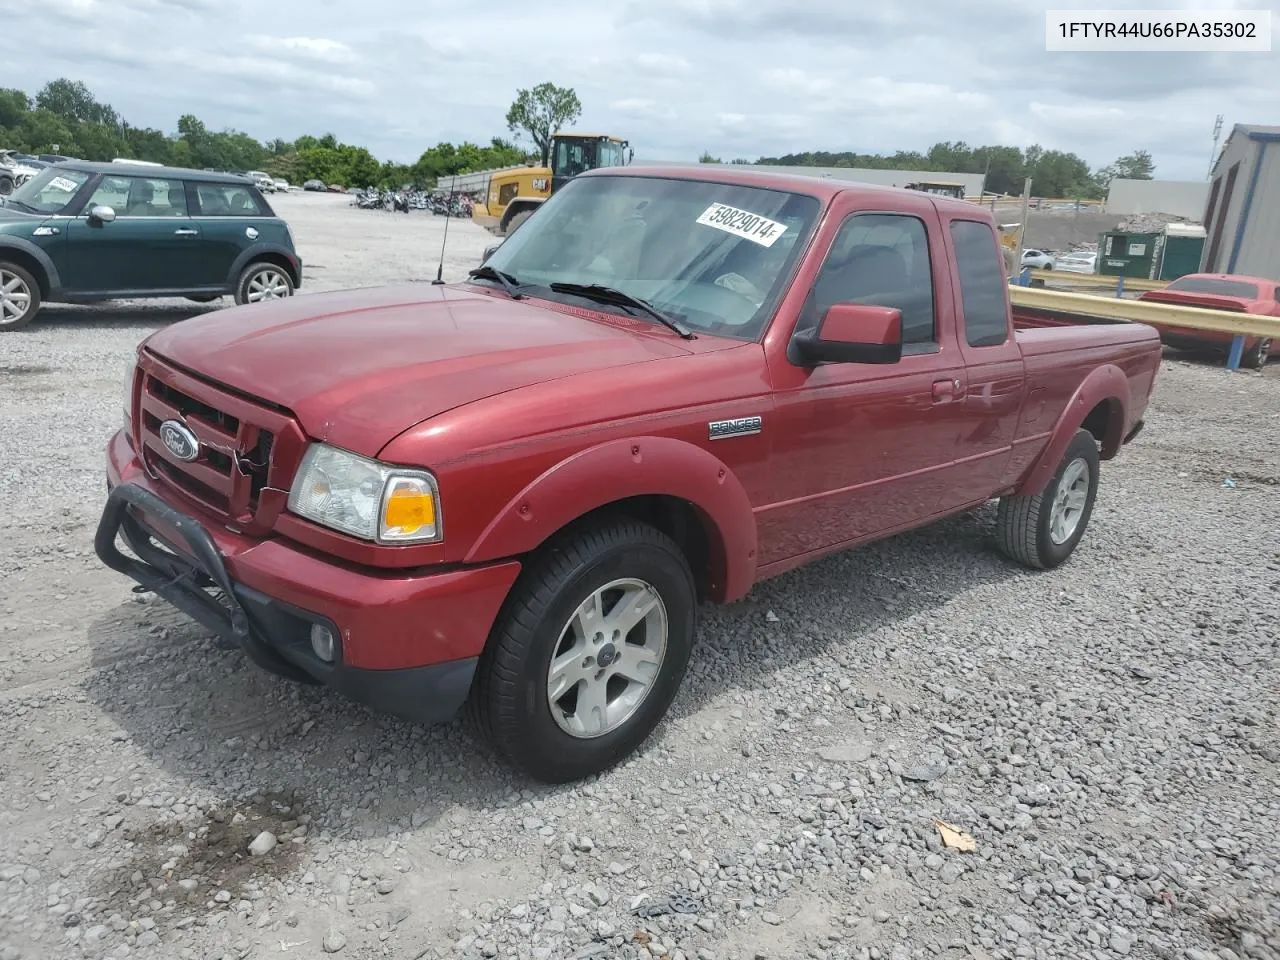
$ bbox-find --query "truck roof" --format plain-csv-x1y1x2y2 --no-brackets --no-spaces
580,164,984,214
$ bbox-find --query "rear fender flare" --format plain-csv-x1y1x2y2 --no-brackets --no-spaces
0,235,61,295
463,436,758,603
1015,363,1128,496
226,243,300,288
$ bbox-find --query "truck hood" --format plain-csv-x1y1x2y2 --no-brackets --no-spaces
143,283,695,456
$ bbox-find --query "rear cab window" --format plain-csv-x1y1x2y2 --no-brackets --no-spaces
950,219,1009,347
191,182,271,217
1165,276,1259,298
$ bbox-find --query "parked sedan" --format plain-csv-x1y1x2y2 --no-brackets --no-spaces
302,179,326,191
1021,248,1055,270
1056,252,1097,275
1138,273,1279,369
0,160,301,330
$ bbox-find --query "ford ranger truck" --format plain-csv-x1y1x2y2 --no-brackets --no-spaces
95,166,1162,784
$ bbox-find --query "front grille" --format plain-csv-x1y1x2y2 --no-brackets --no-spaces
137,362,284,525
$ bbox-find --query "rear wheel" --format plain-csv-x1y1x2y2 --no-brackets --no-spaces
503,210,533,236
1240,337,1271,370
0,175,13,196
469,517,696,783
234,262,294,306
996,429,1100,570
0,262,41,331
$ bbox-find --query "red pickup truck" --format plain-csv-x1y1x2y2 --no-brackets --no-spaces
96,166,1161,783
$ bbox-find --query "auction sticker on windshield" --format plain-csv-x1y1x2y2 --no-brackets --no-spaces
696,203,788,247
48,177,79,193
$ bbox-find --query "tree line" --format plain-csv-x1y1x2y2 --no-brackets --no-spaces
0,79,536,189
701,143,1155,199
3,77,1155,199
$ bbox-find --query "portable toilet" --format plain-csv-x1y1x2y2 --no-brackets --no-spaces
1153,222,1207,280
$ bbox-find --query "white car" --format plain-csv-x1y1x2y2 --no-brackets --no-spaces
1021,249,1056,270
1056,252,1098,275
273,178,290,192
247,171,276,193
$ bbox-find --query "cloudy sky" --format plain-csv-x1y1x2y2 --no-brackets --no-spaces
9,0,1280,179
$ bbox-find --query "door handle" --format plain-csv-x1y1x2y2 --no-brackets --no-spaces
932,378,962,403
174,228,199,237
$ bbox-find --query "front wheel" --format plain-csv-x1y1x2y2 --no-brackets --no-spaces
995,429,1100,570
233,262,294,306
0,262,41,331
469,518,696,783
1240,337,1271,370
503,210,533,236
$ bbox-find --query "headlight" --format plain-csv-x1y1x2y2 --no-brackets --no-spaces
287,443,441,544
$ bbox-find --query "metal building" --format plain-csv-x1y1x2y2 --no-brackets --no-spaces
1106,178,1209,220
1200,123,1280,279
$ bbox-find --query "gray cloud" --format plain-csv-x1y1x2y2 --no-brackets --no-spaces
5,0,1277,178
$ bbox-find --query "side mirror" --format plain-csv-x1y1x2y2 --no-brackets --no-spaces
791,303,903,365
88,204,116,224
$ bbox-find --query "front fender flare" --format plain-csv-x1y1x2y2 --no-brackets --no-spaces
0,235,62,295
1015,363,1129,496
464,436,759,603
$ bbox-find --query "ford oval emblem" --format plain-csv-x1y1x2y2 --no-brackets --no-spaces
159,420,200,462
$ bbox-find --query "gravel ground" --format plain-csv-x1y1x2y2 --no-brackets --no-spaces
1,192,1277,960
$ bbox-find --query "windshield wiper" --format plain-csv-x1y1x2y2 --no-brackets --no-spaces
549,282,695,339
466,264,526,299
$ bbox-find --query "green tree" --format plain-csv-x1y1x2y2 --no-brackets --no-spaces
505,82,582,166
0,88,30,129
699,151,721,163
35,78,117,127
1093,149,1155,192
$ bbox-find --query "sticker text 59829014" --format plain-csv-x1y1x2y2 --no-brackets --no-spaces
695,203,788,247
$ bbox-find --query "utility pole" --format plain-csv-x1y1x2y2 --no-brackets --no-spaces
1208,114,1224,180
1015,177,1032,275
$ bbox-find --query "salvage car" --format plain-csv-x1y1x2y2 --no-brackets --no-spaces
1137,272,1278,369
0,160,300,330
95,166,1161,783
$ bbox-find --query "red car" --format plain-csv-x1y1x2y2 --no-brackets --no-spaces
94,165,1161,783
1138,273,1279,369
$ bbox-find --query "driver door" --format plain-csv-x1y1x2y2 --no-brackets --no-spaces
63,174,201,294
758,203,967,564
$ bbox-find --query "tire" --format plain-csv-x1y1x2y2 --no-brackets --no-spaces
0,261,42,331
503,209,533,237
996,429,1100,570
233,261,294,306
1240,337,1271,370
469,517,697,783
0,175,13,197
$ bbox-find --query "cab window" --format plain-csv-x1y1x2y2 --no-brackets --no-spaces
797,213,937,350
87,176,188,217
950,220,1009,347
193,182,267,216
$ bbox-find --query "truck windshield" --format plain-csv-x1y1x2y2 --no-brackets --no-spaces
482,174,820,340
1165,276,1259,298
7,166,91,214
